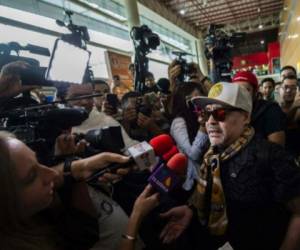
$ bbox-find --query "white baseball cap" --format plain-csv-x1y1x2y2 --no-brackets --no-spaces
191,82,252,113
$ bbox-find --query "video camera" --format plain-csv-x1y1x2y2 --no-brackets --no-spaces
172,51,194,84
0,103,89,163
204,24,245,82
131,25,160,93
0,10,96,163
74,126,125,155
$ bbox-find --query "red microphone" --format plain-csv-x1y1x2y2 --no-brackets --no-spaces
148,153,188,193
149,134,174,156
167,153,188,176
162,145,179,162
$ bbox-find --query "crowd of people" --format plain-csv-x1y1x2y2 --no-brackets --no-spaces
1,58,300,250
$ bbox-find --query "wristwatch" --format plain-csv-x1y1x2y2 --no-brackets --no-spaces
63,157,80,177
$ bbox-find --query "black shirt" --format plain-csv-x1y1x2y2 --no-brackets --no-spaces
220,136,300,250
251,99,286,139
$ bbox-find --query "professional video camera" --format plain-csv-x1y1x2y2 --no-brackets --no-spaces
204,24,245,82
0,42,51,86
172,51,194,84
0,10,97,163
0,102,89,163
130,25,160,93
74,126,125,156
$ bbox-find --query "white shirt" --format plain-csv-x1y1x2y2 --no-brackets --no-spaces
170,117,209,190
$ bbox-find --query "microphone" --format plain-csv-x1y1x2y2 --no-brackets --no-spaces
148,153,188,193
149,134,174,156
162,145,179,162
86,134,176,182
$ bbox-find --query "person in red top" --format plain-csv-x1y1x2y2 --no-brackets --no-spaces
232,71,286,146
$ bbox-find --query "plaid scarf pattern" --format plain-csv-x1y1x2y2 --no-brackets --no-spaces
189,126,255,236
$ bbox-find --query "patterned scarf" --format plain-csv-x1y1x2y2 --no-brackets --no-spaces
189,126,255,236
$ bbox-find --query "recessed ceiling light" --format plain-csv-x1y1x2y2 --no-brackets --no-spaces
258,24,263,29
284,6,288,11
257,8,261,13
260,40,265,44
180,9,186,15
297,16,300,21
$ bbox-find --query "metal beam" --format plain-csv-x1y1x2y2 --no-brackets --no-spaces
192,6,282,24
190,0,211,23
198,12,280,26
186,1,282,20
170,0,281,14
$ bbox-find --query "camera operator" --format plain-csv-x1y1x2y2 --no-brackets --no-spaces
93,79,123,121
0,61,40,108
168,60,211,95
66,83,137,149
0,131,140,250
121,91,165,142
143,71,156,93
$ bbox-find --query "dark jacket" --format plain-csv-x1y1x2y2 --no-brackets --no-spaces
220,136,300,250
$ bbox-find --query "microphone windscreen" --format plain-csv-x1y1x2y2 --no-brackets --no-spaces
149,134,174,156
166,153,188,175
162,145,178,162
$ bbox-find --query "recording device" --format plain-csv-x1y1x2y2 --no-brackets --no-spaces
0,105,88,163
86,134,177,182
130,25,160,93
148,153,188,193
86,141,156,183
149,134,179,163
0,42,51,86
75,126,125,154
106,93,119,113
136,96,152,117
172,51,194,84
204,24,245,82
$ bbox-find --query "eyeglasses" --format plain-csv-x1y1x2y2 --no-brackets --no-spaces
200,107,243,122
281,86,297,92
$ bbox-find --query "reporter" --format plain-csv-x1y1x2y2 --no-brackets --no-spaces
121,92,164,141
0,61,37,100
0,131,131,250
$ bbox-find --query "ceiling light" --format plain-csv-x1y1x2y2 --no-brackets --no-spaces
260,40,265,44
280,22,285,26
258,24,263,29
297,16,300,21
180,9,186,15
257,8,261,13
284,6,288,11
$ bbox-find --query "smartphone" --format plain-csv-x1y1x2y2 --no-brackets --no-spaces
106,93,119,113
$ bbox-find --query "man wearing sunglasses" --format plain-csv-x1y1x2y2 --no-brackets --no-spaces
232,71,286,146
159,82,300,250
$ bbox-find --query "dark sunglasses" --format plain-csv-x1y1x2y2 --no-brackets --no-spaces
198,107,243,122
